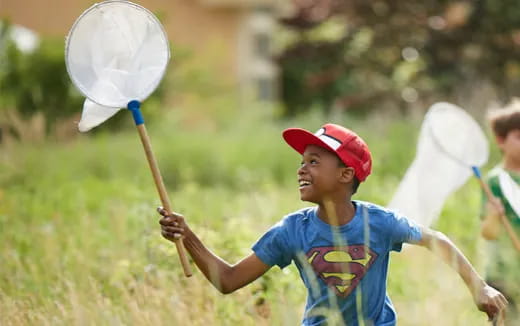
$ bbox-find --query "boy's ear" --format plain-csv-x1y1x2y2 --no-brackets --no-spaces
339,167,355,183
495,135,506,150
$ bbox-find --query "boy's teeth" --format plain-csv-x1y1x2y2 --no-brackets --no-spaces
299,181,311,186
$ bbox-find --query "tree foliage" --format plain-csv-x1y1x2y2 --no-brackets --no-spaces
277,0,520,116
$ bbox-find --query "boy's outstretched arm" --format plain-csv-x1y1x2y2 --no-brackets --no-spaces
158,208,271,294
415,227,508,321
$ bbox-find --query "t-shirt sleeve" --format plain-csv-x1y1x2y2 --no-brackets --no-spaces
388,212,422,252
252,219,293,269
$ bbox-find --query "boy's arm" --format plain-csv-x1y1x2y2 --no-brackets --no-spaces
414,227,508,320
158,208,271,294
481,197,505,240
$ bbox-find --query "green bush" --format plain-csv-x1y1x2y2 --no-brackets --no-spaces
0,20,171,137
0,22,83,129
0,107,494,325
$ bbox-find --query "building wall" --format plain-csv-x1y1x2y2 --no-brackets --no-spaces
0,0,246,79
1,0,284,100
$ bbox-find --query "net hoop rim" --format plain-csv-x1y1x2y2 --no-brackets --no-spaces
423,102,489,168
64,0,170,108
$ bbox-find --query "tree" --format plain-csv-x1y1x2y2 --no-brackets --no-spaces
277,0,520,116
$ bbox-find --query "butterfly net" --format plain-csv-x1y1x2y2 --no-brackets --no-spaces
388,102,489,226
65,0,170,108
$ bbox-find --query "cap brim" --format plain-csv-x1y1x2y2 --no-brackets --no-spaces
282,128,335,155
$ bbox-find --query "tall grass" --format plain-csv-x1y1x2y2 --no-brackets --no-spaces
0,103,501,325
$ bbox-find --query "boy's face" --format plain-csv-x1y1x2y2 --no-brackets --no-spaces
297,145,355,203
498,129,520,162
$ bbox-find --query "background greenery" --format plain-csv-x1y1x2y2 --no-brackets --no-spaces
0,99,505,324
1,1,517,324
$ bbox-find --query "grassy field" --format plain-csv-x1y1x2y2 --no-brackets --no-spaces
0,104,501,325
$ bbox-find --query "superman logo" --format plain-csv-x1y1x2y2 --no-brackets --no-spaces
306,245,378,297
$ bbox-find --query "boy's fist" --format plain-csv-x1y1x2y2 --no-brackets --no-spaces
486,197,505,217
474,284,508,321
158,207,187,241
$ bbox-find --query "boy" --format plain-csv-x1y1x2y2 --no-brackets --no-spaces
481,99,520,325
159,123,507,325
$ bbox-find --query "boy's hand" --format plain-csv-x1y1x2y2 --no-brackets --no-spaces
481,197,505,240
474,283,508,321
486,197,505,217
157,207,188,241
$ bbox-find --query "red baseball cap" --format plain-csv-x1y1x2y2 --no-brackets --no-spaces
282,123,372,182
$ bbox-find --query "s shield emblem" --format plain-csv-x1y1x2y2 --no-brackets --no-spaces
307,245,378,297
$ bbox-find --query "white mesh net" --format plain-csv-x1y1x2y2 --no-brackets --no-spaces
78,99,121,132
388,102,489,226
65,0,170,109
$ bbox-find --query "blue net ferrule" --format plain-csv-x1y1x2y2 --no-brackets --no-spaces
471,166,481,179
127,100,144,125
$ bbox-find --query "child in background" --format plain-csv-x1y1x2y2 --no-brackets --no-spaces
481,99,520,325
159,123,507,325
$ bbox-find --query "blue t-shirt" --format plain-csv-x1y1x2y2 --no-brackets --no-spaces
252,200,422,326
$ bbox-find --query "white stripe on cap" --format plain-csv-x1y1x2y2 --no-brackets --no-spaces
315,128,341,150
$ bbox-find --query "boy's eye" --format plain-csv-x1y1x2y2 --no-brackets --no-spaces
300,159,318,166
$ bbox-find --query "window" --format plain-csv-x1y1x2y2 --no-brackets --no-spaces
254,33,270,59
256,77,273,101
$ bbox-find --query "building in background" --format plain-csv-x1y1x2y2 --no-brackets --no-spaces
0,0,291,102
